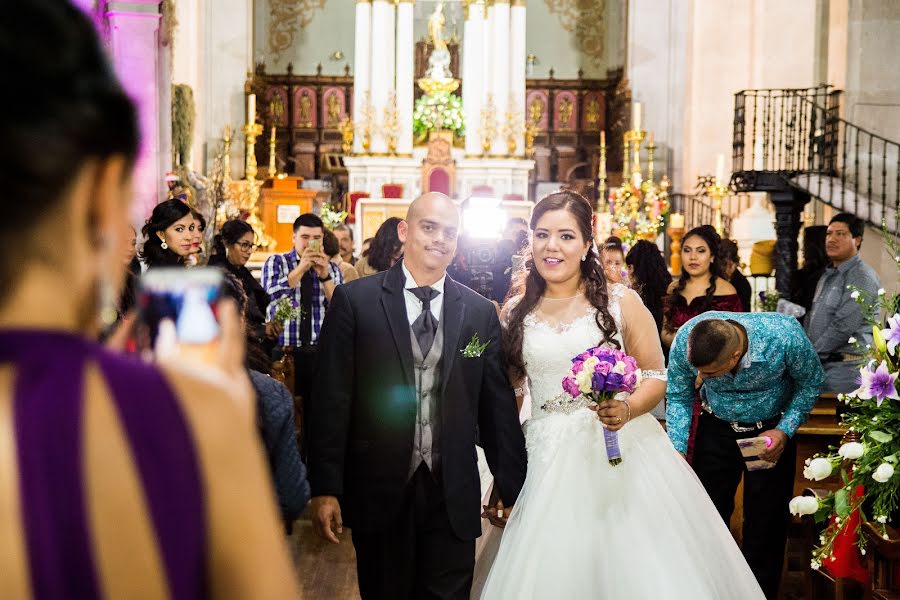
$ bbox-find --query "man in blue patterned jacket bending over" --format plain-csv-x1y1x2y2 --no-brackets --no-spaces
667,313,824,600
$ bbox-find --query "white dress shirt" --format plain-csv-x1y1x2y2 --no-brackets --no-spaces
401,261,445,325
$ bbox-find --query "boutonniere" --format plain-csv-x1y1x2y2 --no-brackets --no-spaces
461,333,491,358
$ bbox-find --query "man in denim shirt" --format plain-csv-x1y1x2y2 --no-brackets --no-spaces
668,313,824,599
804,213,881,392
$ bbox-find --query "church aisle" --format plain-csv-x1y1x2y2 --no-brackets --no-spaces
289,511,361,600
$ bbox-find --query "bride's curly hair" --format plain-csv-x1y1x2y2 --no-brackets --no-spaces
503,191,619,384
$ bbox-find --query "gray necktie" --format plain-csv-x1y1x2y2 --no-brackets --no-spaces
410,286,440,356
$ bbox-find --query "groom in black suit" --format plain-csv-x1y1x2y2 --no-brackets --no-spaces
308,193,527,599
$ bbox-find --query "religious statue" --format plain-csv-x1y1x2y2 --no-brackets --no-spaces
298,92,312,127
558,96,573,130
269,94,285,126
585,98,601,129
529,97,544,127
425,0,452,81
327,94,341,127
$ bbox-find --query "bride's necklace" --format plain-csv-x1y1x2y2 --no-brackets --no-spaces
541,292,582,300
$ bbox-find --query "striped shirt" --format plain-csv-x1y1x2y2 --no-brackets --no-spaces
261,249,343,347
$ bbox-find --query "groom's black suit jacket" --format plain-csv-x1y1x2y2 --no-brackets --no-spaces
308,262,527,539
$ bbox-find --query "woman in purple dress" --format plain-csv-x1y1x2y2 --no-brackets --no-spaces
0,2,298,598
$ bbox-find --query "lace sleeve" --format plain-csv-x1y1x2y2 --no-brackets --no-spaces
618,287,666,380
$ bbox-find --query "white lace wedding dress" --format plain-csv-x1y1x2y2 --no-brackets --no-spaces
477,285,764,599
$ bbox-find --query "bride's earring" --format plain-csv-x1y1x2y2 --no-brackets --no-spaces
158,234,168,250
581,254,587,262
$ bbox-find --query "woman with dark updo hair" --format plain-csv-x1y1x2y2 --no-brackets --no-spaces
139,198,196,268
625,239,672,335
479,192,762,599
0,2,298,597
210,219,270,322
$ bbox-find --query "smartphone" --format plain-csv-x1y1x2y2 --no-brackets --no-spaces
136,267,224,363
308,239,321,253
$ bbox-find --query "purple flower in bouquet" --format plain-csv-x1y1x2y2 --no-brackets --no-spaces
561,346,642,466
854,360,900,406
883,314,900,356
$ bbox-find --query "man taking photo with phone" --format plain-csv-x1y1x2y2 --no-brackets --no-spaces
262,213,343,413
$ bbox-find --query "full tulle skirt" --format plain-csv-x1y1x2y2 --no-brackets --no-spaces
477,410,765,600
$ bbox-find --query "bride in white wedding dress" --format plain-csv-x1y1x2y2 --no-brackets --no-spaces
477,192,764,599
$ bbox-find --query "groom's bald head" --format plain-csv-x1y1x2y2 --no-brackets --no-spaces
399,192,459,277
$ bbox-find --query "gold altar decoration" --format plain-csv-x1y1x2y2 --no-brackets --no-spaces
356,91,375,154
503,100,524,156
599,116,671,246
524,122,536,158
268,126,277,177
705,172,729,236
544,0,605,69
339,115,354,155
382,91,400,156
480,95,498,155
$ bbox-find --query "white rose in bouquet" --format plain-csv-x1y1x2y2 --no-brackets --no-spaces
838,442,865,460
803,457,833,481
789,495,819,516
873,463,895,483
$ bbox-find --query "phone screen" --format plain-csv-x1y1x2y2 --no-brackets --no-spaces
136,267,224,362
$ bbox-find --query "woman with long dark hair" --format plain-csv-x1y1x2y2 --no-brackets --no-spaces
356,216,403,277
625,239,672,334
139,198,196,268
478,192,763,599
661,224,741,348
791,224,828,313
0,2,298,596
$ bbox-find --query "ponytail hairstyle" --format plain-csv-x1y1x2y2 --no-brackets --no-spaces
213,219,254,259
503,191,619,384
140,199,192,267
0,0,138,303
664,224,723,326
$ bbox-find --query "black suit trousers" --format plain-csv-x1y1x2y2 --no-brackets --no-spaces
351,463,474,600
691,411,796,600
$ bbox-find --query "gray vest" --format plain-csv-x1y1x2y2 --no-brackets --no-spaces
408,318,444,479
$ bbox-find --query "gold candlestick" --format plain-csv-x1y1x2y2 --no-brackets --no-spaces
222,126,233,188
668,225,685,276
268,126,277,177
706,178,728,236
647,134,655,183
242,121,273,250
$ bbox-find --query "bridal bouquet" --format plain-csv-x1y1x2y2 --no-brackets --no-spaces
562,347,641,466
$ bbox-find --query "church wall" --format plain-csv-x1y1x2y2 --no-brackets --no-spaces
844,0,900,142
631,0,818,193
202,0,253,174
253,0,626,80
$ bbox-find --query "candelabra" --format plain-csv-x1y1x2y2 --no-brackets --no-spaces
382,92,400,156
706,176,729,236
339,115,354,155
480,95,498,155
524,122,536,159
503,101,523,157
356,91,374,154
242,120,274,251
268,126,277,177
599,120,671,245
222,126,233,188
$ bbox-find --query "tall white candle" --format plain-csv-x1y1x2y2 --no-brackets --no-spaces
248,94,256,125
715,153,724,183
632,102,641,131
